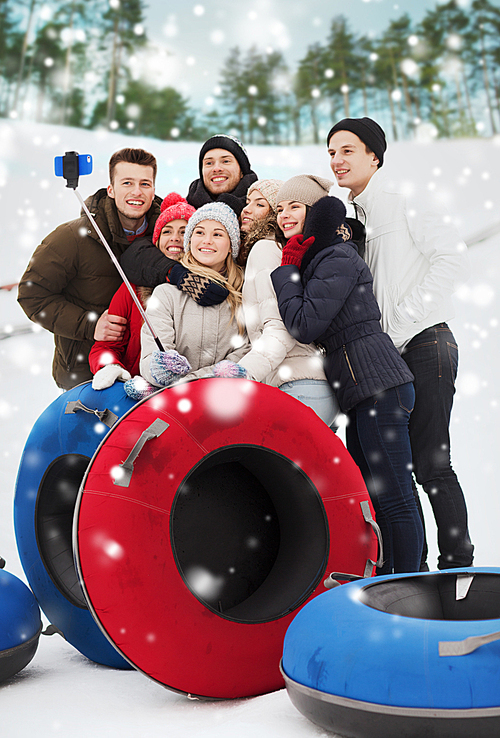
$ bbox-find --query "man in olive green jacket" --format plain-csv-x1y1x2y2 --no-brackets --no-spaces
18,148,160,390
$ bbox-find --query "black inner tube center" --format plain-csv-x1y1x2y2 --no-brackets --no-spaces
171,445,329,624
361,573,500,621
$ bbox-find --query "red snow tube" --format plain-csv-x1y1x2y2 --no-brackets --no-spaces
74,379,378,699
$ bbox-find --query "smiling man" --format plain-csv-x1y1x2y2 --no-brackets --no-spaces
119,134,259,290
327,117,474,572
186,134,258,212
18,148,161,389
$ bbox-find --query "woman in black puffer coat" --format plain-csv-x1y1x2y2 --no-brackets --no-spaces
271,175,423,575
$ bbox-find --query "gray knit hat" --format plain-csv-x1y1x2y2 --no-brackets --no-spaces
247,179,284,213
277,175,335,208
183,201,241,259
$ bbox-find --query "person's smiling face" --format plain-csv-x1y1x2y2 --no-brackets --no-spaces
189,219,231,272
240,189,271,233
327,130,379,197
201,149,243,195
156,219,187,259
107,162,155,230
276,200,307,238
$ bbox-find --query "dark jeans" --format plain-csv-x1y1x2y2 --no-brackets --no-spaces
347,383,424,574
402,323,474,569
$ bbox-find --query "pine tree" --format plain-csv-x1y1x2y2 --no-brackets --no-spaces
295,43,325,144
218,47,247,138
323,16,359,119
90,79,194,140
419,1,476,137
470,0,500,134
99,0,147,127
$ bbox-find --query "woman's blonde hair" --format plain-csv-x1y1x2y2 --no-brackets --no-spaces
181,250,245,334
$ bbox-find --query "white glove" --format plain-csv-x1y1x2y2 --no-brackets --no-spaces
92,364,131,390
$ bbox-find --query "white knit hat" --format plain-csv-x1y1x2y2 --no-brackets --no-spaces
247,179,284,213
183,201,241,259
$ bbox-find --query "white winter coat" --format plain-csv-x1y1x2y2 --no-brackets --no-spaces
239,238,326,385
349,169,469,350
140,284,250,386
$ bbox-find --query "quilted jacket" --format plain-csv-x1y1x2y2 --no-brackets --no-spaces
271,197,413,413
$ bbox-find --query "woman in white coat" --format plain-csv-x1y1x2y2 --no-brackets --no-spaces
237,179,339,426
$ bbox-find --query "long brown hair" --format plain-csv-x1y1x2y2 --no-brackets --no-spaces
238,212,286,267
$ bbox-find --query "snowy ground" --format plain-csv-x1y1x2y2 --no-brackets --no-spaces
0,120,499,736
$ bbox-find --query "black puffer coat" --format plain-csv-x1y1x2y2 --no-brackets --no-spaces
271,197,413,413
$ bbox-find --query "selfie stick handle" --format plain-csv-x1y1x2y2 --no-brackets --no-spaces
73,188,165,353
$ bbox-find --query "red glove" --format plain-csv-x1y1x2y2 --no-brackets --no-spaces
281,234,315,268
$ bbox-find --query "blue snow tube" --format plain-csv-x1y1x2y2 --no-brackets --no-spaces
282,568,500,738
0,560,42,682
13,381,136,669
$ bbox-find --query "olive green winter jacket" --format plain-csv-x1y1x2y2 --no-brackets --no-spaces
17,188,161,389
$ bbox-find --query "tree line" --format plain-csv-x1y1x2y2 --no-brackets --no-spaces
1,0,499,144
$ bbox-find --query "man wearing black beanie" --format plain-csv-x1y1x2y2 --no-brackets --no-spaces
327,117,474,573
120,134,258,292
187,134,258,212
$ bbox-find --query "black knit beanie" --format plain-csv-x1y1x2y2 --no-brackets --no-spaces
198,134,252,177
326,117,387,168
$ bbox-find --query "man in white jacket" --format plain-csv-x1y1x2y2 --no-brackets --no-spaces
326,116,474,570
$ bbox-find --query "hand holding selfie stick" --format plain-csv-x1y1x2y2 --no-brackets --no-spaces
56,151,165,352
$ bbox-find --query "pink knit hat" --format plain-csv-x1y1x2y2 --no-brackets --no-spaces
153,193,196,245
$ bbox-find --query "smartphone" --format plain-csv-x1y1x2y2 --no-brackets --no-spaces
54,153,93,178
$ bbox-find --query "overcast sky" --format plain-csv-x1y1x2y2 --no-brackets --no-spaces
139,0,475,109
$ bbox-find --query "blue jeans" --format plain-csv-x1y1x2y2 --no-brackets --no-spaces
279,379,340,427
346,383,424,574
402,323,474,569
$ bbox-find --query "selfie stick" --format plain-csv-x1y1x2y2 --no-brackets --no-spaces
61,152,165,352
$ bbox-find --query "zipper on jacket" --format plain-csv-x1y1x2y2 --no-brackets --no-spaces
352,200,367,226
343,345,358,385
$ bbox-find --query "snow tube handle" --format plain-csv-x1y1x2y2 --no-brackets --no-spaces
360,500,384,571
65,399,118,428
113,419,170,488
439,630,500,657
323,501,384,588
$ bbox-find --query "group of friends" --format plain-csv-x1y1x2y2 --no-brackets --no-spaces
17,117,474,576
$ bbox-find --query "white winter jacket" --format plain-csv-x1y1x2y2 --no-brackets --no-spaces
349,170,469,349
140,284,250,386
239,239,326,385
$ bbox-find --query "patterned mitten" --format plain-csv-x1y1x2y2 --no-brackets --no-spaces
212,360,248,379
168,263,229,307
124,375,158,401
150,349,192,386
92,364,131,390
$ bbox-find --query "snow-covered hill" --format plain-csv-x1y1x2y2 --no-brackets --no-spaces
0,119,498,737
